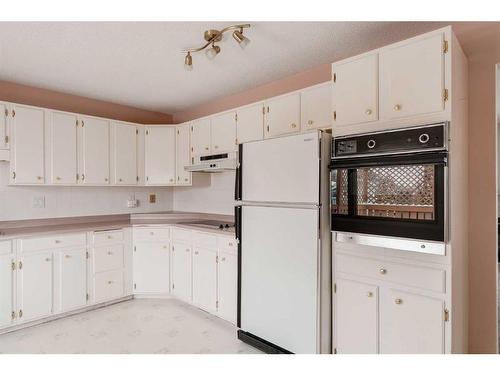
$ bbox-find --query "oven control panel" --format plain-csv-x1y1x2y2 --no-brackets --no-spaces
334,123,446,157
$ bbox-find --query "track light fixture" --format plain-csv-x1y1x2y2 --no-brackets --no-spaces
182,24,251,70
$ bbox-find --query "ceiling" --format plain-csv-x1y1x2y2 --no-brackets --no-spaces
0,22,446,114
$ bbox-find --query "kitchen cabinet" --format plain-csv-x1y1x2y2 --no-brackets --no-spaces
217,251,237,324
133,242,170,294
80,116,110,185
171,242,192,303
236,102,264,144
0,247,15,329
176,124,192,185
17,250,53,322
9,104,45,185
379,288,445,354
113,122,138,185
211,111,237,153
191,118,211,156
145,126,176,185
301,83,332,131
59,248,87,312
192,247,217,313
332,53,379,127
335,278,378,354
93,269,124,303
0,102,8,150
379,32,446,120
264,93,301,138
49,111,78,185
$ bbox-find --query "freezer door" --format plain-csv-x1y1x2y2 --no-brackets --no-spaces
240,205,319,353
241,132,320,204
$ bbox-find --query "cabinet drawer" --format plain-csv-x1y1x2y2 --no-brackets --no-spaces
172,227,192,243
336,253,445,293
0,240,12,255
193,232,217,248
94,270,124,302
94,230,124,245
217,235,237,252
94,244,124,273
21,233,86,252
133,227,170,242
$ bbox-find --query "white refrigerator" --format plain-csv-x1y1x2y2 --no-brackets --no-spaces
235,130,332,354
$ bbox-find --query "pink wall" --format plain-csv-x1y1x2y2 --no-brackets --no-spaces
173,64,331,123
0,80,173,124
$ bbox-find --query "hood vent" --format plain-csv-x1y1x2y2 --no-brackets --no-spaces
184,151,237,173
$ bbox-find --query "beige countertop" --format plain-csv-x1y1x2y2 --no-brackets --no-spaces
0,211,235,240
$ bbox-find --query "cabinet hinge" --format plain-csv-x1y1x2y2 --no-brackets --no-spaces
19,309,23,318
266,125,270,133
82,174,85,181
235,113,238,122
333,283,337,293
4,135,8,144
172,246,174,251
334,348,337,354
136,129,139,135
172,283,175,290
191,126,193,132
134,283,136,290
136,175,139,182
4,108,8,117
11,311,16,320
11,109,15,118
262,106,265,115
76,173,79,181
216,301,219,308
444,308,449,322
12,171,16,180
443,40,449,54
11,261,16,271
333,111,337,121
146,130,149,135
134,246,136,252
76,119,79,126
146,176,149,182
443,88,449,102
86,293,89,301
216,255,219,263
81,120,84,127
177,129,179,135
333,72,336,83
86,251,89,259
18,261,22,269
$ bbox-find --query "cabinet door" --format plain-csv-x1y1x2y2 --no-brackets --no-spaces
81,116,110,185
332,53,378,127
301,83,332,131
0,102,7,149
380,288,445,354
379,33,445,120
133,242,170,294
10,104,45,184
192,247,217,313
176,124,192,185
335,278,378,354
50,112,78,184
264,93,301,138
191,118,211,156
171,242,192,302
217,251,237,324
211,111,237,153
145,126,176,185
17,251,53,322
60,248,87,312
236,103,264,144
0,253,15,328
113,122,138,185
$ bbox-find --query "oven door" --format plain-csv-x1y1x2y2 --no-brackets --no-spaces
330,152,447,242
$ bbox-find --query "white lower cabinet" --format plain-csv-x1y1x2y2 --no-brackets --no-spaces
217,251,237,324
133,242,170,294
0,247,15,329
94,270,124,303
17,250,54,322
192,247,217,313
59,248,87,312
335,278,378,354
171,241,192,302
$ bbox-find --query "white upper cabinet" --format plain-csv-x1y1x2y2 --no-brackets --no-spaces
49,111,78,185
211,111,237,153
145,126,176,185
301,83,332,131
236,102,264,144
10,104,45,185
113,122,138,185
59,247,87,312
176,123,192,185
264,92,301,138
0,102,8,150
191,118,211,156
0,250,15,328
332,53,379,127
80,116,110,185
192,246,217,313
379,32,445,120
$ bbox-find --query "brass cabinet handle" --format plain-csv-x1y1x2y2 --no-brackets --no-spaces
205,147,209,151
395,298,403,305
107,251,113,255
65,254,72,259
291,123,297,128
105,178,109,182
184,178,188,182
307,120,314,125
379,268,387,275
394,104,402,111
170,178,174,182
108,281,113,285
367,291,373,297
365,109,372,115
56,176,61,181
11,311,16,320
37,176,43,180
119,178,123,182
19,309,23,318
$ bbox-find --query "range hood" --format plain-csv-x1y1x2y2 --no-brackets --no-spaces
184,152,238,173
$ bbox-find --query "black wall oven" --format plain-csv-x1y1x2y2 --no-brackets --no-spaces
329,123,448,244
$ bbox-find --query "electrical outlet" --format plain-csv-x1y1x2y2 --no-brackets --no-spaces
127,195,138,208
32,196,45,209
149,194,156,204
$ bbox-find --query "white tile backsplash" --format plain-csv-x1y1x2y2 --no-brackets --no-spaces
0,163,174,221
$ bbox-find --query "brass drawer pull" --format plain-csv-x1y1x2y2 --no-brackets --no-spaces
393,104,402,111
395,298,403,305
367,291,373,297
379,268,387,275
65,255,72,259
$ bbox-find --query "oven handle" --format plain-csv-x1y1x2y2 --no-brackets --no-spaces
329,151,447,169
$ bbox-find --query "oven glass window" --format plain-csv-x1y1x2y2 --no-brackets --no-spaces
332,165,435,221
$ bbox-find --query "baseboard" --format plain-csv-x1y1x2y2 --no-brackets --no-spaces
133,293,173,299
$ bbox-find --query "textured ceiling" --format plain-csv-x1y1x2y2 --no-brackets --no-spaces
0,22,446,114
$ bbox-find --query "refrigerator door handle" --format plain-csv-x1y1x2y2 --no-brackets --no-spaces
235,143,243,201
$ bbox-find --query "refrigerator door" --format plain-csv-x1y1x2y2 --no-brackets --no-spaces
240,205,319,353
241,131,320,204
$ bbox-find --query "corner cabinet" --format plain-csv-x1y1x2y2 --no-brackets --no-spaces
79,116,110,185
144,126,176,185
264,92,301,138
176,123,192,185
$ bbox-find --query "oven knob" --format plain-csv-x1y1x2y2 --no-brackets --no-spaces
419,133,430,144
367,139,376,149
